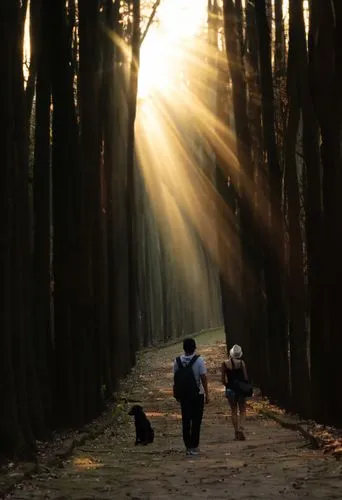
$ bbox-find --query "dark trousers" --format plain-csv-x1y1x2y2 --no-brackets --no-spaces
180,395,204,449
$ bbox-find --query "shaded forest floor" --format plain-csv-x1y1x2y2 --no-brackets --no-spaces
4,329,342,499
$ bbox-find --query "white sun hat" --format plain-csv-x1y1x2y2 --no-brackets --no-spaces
229,344,243,359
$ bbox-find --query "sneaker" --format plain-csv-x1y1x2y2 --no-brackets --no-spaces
189,448,199,456
235,430,246,441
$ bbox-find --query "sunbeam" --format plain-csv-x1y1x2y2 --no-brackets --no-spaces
136,0,244,300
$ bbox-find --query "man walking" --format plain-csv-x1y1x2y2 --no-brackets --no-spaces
173,338,209,456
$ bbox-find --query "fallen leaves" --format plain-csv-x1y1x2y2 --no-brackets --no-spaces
251,399,342,460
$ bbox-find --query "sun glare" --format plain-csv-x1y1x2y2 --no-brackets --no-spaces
157,0,207,39
138,0,207,98
23,1,30,85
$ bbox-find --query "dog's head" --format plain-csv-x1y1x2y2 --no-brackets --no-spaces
128,404,143,416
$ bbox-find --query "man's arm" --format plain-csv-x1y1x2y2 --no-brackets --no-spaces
173,360,177,374
200,373,209,403
198,357,209,403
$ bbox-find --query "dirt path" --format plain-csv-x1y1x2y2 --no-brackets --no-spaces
6,330,342,499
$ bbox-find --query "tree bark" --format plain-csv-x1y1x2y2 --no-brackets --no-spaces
285,5,311,416
50,0,79,427
79,0,105,421
0,0,27,458
222,0,254,362
32,0,53,431
126,0,141,367
245,0,268,389
255,0,289,406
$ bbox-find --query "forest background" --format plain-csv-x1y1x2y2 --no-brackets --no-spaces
0,0,341,459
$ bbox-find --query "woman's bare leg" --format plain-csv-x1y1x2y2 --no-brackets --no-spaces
238,399,246,438
228,399,238,429
228,399,239,435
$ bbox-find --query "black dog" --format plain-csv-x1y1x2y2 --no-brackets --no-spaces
128,405,154,445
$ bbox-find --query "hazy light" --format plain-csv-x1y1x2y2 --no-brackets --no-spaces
23,0,31,85
139,0,207,98
136,0,247,309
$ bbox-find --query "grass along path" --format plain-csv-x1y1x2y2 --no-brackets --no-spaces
6,329,342,499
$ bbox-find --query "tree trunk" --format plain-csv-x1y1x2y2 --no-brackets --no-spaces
31,0,53,432
285,5,311,416
245,0,268,389
126,0,141,367
222,0,254,361
50,0,79,427
255,0,289,406
78,0,104,421
0,0,28,458
100,0,122,391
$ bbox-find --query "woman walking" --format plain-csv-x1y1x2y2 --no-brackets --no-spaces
221,344,250,440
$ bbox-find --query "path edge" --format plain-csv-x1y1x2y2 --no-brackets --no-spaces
258,407,320,450
259,407,342,460
0,407,127,499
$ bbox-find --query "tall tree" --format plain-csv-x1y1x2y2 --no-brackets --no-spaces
255,0,289,406
32,0,53,431
245,0,268,389
100,0,118,394
126,0,141,366
222,0,254,361
285,0,311,417
50,0,80,426
78,0,104,421
0,0,28,458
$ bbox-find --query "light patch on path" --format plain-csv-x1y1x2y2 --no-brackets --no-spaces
7,329,342,499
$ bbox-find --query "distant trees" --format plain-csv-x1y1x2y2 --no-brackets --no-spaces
219,0,342,425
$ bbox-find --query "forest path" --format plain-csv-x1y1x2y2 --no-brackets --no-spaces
7,329,342,499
